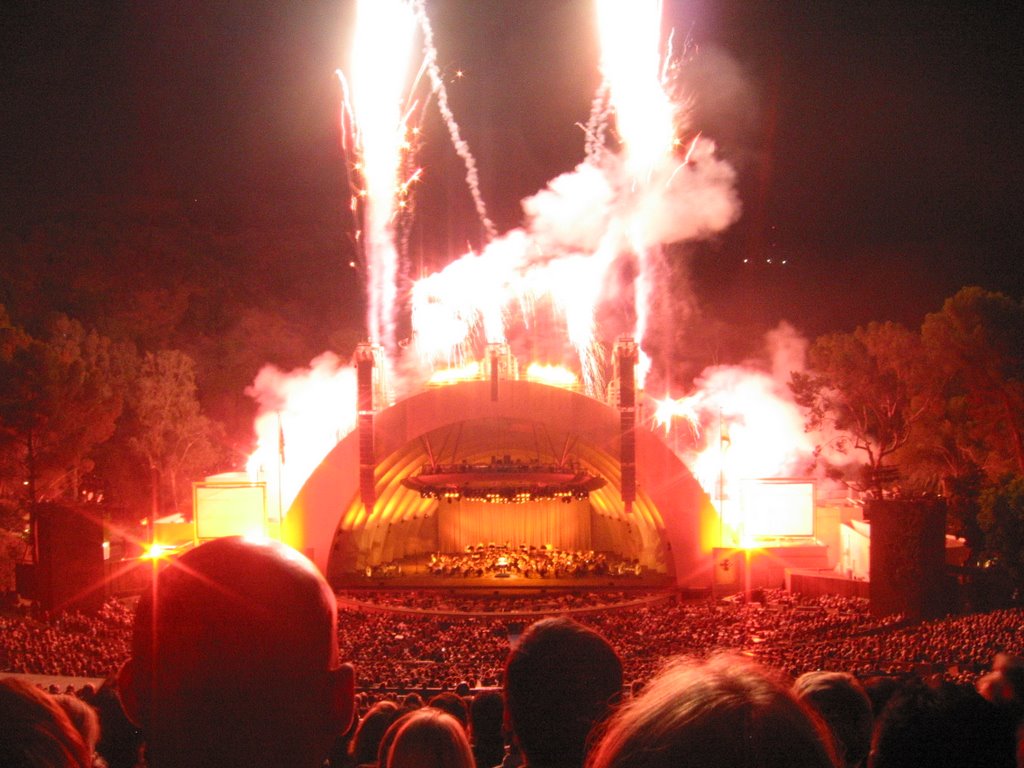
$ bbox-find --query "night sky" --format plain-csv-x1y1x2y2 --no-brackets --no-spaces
3,0,1022,341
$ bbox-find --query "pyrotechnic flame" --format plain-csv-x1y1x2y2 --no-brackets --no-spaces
658,364,816,514
427,361,483,386
346,0,419,354
595,0,675,177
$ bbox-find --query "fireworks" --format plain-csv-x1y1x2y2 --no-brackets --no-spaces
245,1,810,519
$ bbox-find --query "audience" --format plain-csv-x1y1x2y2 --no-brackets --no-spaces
116,537,355,768
504,617,623,768
4,566,1024,768
585,655,839,768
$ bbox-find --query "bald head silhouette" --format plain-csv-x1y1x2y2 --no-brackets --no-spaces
119,537,354,768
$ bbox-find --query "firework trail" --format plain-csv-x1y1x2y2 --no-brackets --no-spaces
413,0,497,243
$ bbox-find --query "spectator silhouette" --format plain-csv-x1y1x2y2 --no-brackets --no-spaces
469,689,506,768
117,537,355,768
585,655,838,768
504,616,623,768
0,676,91,768
869,680,1017,768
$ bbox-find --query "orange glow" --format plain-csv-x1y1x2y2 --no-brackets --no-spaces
427,361,483,386
525,363,578,389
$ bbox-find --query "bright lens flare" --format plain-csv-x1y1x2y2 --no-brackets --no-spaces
141,543,172,561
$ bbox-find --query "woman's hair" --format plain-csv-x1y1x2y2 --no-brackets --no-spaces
586,655,838,768
54,694,102,754
0,677,91,768
385,708,474,768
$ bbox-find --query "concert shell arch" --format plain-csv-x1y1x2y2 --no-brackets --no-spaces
281,379,718,589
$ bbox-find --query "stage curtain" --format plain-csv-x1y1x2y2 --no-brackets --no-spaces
437,499,592,552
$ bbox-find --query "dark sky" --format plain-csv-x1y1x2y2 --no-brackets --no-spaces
3,0,1022,340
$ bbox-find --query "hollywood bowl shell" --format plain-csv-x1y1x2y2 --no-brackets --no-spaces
281,378,718,588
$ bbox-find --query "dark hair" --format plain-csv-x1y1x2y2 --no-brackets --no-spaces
504,616,623,767
428,691,469,727
469,690,506,768
351,700,401,765
870,680,1017,768
793,672,873,768
586,655,838,768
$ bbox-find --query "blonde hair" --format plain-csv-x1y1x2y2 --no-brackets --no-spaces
386,708,474,768
587,655,838,768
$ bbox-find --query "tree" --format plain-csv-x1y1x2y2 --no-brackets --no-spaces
125,349,225,521
978,473,1024,587
921,287,1024,476
0,312,127,504
790,321,931,495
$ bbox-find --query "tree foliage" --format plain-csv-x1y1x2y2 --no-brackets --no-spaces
978,473,1024,584
921,287,1024,476
0,311,128,503
124,349,225,518
789,321,930,493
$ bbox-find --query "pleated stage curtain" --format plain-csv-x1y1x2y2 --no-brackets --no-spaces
437,498,592,552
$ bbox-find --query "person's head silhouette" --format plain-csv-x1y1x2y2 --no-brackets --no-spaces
119,536,355,768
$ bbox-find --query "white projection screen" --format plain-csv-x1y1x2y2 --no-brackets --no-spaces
193,482,267,541
739,479,815,538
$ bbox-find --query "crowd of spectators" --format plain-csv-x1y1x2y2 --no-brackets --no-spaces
0,600,133,678
4,589,1024,693
337,589,668,615
4,536,1024,768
